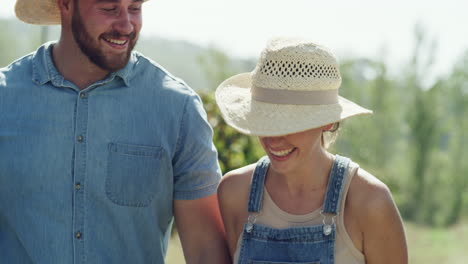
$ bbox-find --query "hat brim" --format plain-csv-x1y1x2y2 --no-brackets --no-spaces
15,0,61,25
15,0,150,25
215,73,373,136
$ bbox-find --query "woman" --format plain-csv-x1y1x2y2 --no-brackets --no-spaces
215,38,408,264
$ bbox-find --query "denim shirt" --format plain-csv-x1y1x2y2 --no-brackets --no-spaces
0,42,221,263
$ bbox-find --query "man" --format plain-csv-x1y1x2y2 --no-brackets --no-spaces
0,0,230,263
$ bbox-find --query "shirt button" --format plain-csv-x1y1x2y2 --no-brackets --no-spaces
75,231,82,239
77,135,84,142
75,183,81,190
79,93,87,99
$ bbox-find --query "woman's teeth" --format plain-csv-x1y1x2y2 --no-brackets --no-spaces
270,148,294,157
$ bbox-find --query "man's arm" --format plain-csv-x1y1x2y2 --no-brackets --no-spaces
174,193,231,264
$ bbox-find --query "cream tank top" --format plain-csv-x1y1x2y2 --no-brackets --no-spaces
232,161,365,264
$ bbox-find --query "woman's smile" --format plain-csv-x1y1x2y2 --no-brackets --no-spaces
268,147,296,160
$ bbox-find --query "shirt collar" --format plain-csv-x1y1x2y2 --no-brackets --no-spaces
32,41,136,89
110,52,136,87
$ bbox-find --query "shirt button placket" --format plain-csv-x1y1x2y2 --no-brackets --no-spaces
73,91,89,263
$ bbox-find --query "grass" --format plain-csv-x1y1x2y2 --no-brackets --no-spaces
165,220,468,264
165,232,185,264
406,221,468,264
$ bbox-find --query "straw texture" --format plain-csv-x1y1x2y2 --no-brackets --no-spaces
15,0,61,25
215,38,372,136
15,0,150,25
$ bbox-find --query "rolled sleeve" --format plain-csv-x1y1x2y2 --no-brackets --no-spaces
172,92,221,200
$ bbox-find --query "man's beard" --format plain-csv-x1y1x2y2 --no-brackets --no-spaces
71,2,138,72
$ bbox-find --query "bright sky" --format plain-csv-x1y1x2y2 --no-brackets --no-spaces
2,0,467,78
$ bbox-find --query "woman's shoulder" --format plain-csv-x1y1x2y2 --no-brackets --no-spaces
350,167,393,206
217,163,257,242
218,163,256,199
346,167,408,263
348,167,400,227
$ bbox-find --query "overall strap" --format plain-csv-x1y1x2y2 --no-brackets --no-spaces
322,155,351,215
247,156,270,213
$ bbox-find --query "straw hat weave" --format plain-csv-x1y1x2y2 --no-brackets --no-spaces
215,38,373,137
15,0,150,25
15,0,60,25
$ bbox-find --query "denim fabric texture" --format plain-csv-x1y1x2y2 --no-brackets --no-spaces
238,155,350,264
0,42,221,263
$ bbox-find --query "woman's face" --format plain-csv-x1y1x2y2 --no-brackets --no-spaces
259,125,328,175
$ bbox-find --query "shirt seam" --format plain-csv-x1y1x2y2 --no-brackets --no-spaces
174,181,219,194
174,94,190,159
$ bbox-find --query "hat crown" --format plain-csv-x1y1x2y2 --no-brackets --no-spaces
252,38,342,92
215,38,372,137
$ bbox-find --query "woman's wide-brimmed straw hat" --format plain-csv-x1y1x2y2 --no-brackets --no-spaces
215,38,373,137
14,0,149,25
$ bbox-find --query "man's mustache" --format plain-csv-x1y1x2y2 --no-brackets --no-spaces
102,31,137,40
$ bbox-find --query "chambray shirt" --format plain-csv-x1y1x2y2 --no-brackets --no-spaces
0,42,221,263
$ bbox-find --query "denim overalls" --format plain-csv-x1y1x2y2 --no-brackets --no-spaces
237,155,350,264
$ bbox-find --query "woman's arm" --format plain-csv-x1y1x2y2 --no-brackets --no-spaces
217,165,254,258
356,170,408,264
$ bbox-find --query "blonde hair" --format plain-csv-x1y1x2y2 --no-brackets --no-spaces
321,122,340,149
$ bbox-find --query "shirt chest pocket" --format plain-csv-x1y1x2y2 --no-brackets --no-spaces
106,142,169,207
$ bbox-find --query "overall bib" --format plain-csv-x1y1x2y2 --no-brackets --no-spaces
237,155,350,264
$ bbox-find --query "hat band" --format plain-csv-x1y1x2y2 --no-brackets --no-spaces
251,86,339,105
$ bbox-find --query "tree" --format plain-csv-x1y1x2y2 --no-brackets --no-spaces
442,52,468,225
198,47,262,174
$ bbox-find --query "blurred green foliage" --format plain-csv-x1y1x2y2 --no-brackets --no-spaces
1,19,467,227
202,92,264,173
196,46,263,172
196,25,468,227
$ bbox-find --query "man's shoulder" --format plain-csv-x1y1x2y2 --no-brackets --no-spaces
0,52,35,80
0,52,34,86
131,51,195,96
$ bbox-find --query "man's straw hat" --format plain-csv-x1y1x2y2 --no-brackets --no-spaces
15,0,149,25
215,38,373,137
